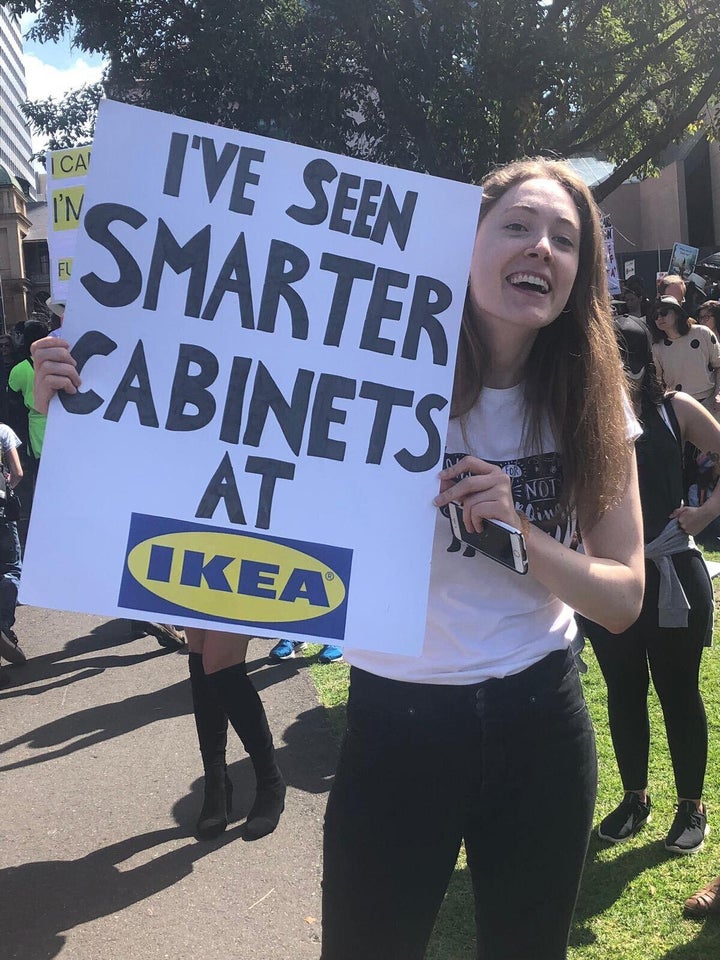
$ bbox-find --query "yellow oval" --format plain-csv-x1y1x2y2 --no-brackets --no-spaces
127,531,346,623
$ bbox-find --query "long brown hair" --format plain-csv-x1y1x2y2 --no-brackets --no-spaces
452,158,631,526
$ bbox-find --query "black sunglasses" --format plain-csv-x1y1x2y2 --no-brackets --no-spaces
657,308,676,317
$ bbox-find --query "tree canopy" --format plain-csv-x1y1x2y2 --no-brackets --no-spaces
7,0,720,199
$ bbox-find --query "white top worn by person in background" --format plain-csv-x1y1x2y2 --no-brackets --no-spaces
0,424,21,481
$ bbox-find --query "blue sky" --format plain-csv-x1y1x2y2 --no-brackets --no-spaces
20,11,104,151
23,28,103,71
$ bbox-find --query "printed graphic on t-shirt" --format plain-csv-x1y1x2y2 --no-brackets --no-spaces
442,450,571,556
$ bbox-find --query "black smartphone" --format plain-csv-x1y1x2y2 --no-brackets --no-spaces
448,501,528,575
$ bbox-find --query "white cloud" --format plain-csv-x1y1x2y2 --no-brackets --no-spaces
23,53,105,158
17,7,106,159
23,52,104,102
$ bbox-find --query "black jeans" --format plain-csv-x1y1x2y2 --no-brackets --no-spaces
587,553,710,799
322,649,597,960
0,519,21,629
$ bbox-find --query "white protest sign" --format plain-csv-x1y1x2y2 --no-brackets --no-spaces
602,215,621,295
22,100,482,656
624,259,635,280
46,146,92,302
668,242,699,279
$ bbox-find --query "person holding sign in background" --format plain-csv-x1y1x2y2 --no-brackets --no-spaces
32,343,286,842
317,159,644,960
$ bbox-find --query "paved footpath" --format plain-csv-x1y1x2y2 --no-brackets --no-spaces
0,606,338,960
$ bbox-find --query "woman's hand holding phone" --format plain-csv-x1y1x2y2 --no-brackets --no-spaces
434,455,517,533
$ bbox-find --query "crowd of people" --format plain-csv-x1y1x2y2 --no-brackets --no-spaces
5,156,720,956
0,317,51,687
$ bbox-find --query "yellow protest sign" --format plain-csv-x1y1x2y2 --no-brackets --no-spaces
50,146,92,179
47,145,92,301
58,258,73,280
52,186,85,231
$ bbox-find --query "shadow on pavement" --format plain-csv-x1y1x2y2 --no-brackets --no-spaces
0,625,339,800
0,676,190,772
0,618,176,698
0,825,244,960
0,626,339,959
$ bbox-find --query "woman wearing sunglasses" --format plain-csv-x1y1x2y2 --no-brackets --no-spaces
650,296,720,415
696,300,720,337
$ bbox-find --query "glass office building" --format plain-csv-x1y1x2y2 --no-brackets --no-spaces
0,7,34,193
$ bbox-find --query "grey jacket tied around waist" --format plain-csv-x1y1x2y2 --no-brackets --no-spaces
644,519,697,628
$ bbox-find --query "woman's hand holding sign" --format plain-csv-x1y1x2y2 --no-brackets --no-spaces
31,337,80,414
434,456,517,533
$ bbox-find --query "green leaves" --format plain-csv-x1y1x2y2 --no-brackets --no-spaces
5,0,720,197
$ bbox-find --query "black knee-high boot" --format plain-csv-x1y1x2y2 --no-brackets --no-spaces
188,652,233,840
206,662,286,840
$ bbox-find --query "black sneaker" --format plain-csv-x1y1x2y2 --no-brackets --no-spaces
665,801,709,854
0,626,26,664
598,792,651,843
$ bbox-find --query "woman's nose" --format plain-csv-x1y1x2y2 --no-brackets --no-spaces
527,234,552,260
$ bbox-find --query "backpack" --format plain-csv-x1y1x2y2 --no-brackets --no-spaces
0,463,20,522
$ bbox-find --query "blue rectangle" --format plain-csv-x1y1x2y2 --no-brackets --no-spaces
118,513,353,641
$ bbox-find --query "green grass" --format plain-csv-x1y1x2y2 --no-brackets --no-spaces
304,554,720,959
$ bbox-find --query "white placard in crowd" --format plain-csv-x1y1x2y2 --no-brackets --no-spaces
668,242,699,279
46,146,92,303
624,259,635,280
602,215,621,295
22,100,482,656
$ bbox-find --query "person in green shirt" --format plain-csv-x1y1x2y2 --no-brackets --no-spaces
8,321,48,461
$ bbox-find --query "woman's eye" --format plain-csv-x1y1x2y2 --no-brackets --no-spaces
554,235,575,248
505,222,527,232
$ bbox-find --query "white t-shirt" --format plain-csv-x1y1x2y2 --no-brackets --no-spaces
0,423,21,458
345,383,579,685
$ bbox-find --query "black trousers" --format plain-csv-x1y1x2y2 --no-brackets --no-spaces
586,552,711,799
322,649,597,960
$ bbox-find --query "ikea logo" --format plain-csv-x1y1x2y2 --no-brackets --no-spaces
118,514,352,640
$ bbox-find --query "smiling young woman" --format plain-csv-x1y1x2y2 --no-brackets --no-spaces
321,159,644,960
454,160,634,526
